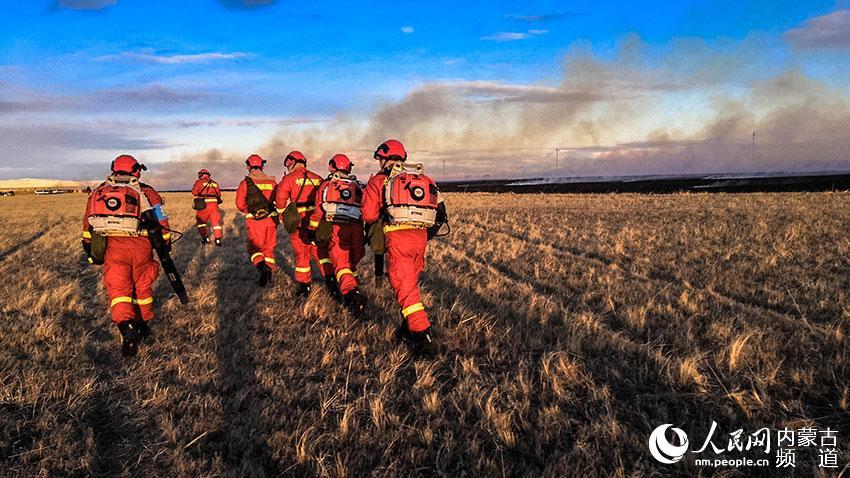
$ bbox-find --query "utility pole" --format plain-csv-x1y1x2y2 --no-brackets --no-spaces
555,147,560,172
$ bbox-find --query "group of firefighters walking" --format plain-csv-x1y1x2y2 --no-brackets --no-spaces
81,140,447,358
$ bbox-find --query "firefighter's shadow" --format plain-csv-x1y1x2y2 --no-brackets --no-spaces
209,215,281,474
59,260,159,475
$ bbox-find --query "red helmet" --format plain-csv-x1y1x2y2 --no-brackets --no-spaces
198,168,211,178
111,154,146,178
245,154,265,170
328,154,353,174
284,150,307,169
373,139,407,162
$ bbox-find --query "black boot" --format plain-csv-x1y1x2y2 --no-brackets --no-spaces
117,321,140,357
295,282,311,297
257,263,272,287
325,275,341,302
134,319,152,341
214,238,222,247
343,288,367,317
396,322,440,356
201,237,210,245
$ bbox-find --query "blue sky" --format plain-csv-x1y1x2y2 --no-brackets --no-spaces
1,0,850,184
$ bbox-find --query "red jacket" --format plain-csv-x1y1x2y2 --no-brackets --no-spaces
275,167,323,218
361,171,388,225
82,181,171,244
236,170,277,218
192,177,221,199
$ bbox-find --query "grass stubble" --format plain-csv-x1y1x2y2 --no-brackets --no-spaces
0,191,847,476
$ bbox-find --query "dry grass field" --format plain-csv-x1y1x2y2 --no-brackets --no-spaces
0,191,848,477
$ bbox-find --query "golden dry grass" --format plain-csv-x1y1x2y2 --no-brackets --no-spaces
0,191,848,476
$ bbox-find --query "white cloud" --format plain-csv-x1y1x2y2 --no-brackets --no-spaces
480,32,530,42
401,26,414,34
480,29,548,42
98,51,249,64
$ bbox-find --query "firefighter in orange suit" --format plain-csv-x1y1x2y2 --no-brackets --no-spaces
307,154,367,315
235,154,278,287
81,154,171,357
192,168,223,246
274,151,335,297
362,140,447,355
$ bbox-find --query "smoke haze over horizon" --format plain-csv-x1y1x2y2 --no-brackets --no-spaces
2,1,850,189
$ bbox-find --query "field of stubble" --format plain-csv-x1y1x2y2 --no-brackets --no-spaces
0,191,848,477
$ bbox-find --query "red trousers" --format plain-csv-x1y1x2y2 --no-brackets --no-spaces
386,228,430,332
103,237,159,325
290,226,333,284
196,203,222,239
329,222,365,295
246,217,277,271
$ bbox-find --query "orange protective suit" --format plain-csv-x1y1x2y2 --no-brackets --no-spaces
82,183,170,325
275,167,333,284
361,170,435,332
191,176,223,240
235,170,278,270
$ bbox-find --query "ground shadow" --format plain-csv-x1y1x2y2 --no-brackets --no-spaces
209,214,281,475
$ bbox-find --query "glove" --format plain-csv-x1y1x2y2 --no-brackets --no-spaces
305,228,317,244
83,242,103,265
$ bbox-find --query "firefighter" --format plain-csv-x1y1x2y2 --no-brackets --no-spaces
274,151,336,297
235,154,278,287
307,154,367,315
362,140,447,355
192,168,223,246
81,154,171,357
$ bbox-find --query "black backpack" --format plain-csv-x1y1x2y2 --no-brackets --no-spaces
245,177,274,219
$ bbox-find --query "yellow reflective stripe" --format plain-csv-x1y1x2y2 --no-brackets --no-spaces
276,208,286,214
383,224,422,233
402,302,425,317
162,233,172,240
264,258,275,264
110,296,133,308
245,213,254,218
309,220,320,228
82,231,92,239
297,206,314,213
87,257,94,264
352,271,359,277
251,252,264,262
197,224,207,228
255,183,274,191
295,266,311,273
335,268,353,282
319,258,332,265
133,297,153,306
296,178,322,186
204,198,219,202
212,226,222,230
